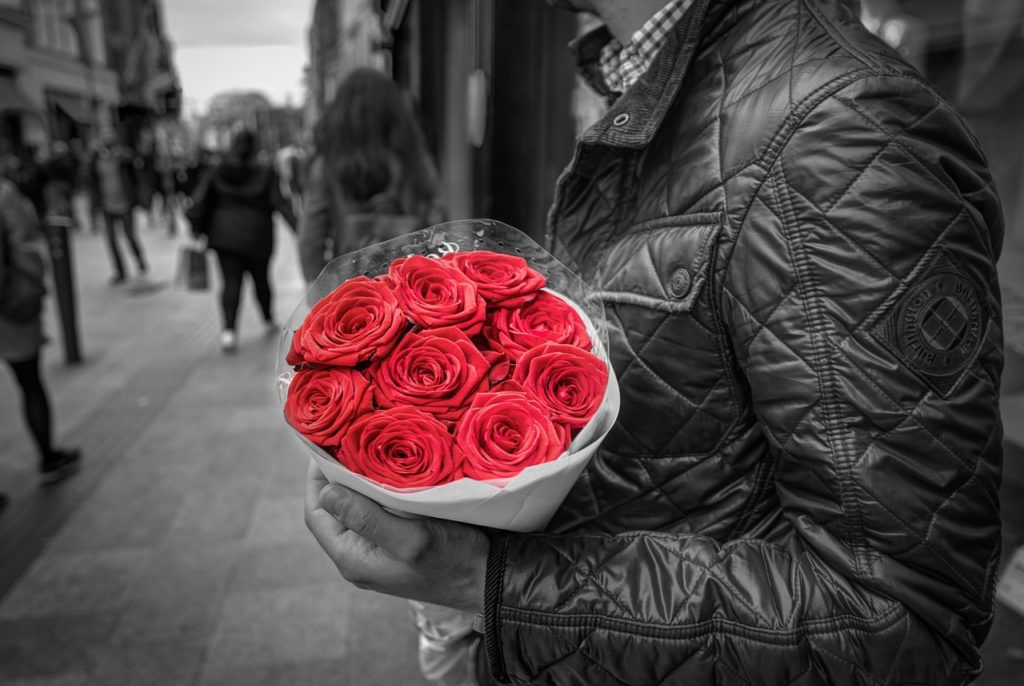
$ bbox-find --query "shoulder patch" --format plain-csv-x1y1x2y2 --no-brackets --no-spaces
872,251,989,397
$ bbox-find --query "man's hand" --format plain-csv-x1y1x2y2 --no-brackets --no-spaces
304,459,489,614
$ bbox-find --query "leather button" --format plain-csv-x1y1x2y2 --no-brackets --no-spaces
668,267,691,298
613,113,630,126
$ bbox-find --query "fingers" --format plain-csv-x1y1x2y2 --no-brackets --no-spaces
305,459,349,557
305,458,328,513
319,484,428,561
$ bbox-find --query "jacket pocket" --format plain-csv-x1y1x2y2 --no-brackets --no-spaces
595,213,722,313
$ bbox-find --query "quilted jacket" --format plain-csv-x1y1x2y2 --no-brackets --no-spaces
481,0,1005,684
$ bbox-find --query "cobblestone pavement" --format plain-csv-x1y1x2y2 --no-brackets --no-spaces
1,211,1024,684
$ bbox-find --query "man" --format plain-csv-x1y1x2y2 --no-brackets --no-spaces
305,0,1005,683
91,133,148,285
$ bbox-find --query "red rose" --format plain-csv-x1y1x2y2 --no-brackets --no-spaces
456,391,569,480
513,343,608,431
286,276,407,368
482,291,591,359
481,349,511,386
442,250,545,308
284,367,374,447
371,327,490,420
338,407,462,488
387,256,487,335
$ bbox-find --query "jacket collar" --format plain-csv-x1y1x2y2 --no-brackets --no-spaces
571,0,716,149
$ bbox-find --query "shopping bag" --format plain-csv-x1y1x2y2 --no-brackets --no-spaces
175,242,209,291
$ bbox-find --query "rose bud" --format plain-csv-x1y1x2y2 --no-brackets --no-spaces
482,291,591,360
370,327,490,421
441,250,545,308
456,390,569,480
513,343,608,431
387,255,487,335
284,367,374,448
286,276,407,368
338,407,463,488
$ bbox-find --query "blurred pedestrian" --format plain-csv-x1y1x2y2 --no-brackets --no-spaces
275,142,306,218
134,128,160,231
298,68,443,284
187,129,295,354
91,133,148,285
41,140,76,222
0,169,81,485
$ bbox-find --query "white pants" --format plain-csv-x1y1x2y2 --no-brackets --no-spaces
409,601,480,686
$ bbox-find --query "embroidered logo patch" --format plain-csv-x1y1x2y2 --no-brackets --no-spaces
873,252,989,396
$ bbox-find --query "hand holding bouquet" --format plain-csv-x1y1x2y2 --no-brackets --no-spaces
277,221,619,532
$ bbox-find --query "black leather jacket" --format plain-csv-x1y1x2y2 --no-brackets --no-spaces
481,1,1004,683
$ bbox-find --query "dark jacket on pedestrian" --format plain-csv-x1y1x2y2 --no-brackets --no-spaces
480,0,1004,684
0,179,47,363
188,153,295,261
90,145,138,216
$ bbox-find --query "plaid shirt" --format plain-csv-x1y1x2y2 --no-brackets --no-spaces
598,0,695,94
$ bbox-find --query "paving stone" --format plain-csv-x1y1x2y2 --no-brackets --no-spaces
228,540,340,592
88,638,206,686
4,674,90,686
243,496,307,546
0,549,152,620
0,611,117,681
344,591,424,684
198,583,354,678
46,474,187,553
163,473,264,545
109,541,239,645
195,656,426,686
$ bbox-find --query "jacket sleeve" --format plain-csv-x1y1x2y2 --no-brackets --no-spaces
480,76,1003,685
268,169,297,231
297,157,335,284
0,182,46,285
185,170,214,238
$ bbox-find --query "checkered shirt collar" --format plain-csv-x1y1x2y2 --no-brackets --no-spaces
598,0,695,95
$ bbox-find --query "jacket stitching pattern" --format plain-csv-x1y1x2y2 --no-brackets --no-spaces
631,458,693,522
771,167,870,578
545,542,640,620
784,182,902,285
821,98,945,215
728,68,880,268
501,595,908,641
833,93,960,197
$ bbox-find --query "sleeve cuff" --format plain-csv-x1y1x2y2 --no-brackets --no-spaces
482,532,511,684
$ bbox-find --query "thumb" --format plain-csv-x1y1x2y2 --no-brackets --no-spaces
319,485,427,559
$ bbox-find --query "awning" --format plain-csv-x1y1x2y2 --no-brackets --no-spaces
50,92,92,125
0,77,34,113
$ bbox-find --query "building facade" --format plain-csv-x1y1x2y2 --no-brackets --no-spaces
307,0,387,128
98,0,180,146
0,0,119,152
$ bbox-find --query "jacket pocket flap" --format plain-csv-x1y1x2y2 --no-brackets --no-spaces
596,215,722,313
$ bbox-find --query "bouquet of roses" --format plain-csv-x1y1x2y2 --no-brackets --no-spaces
275,220,619,532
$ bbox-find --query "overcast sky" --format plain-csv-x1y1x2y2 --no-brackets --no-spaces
162,0,316,113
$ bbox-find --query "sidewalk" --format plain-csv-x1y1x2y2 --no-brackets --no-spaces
0,215,424,685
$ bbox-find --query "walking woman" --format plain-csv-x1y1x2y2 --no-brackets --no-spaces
0,166,80,488
298,68,444,284
187,130,295,353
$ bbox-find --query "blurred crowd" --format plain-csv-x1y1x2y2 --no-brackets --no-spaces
0,66,442,506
